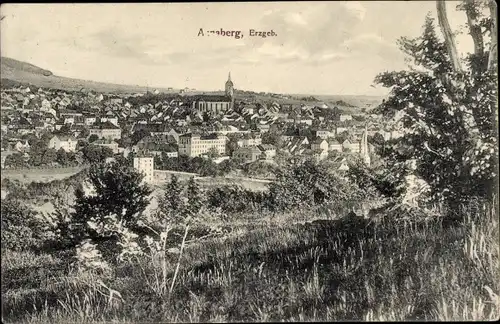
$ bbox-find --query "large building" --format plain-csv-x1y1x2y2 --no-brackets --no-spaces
191,95,232,114
48,135,77,152
191,73,235,114
133,155,154,184
89,121,122,140
178,133,226,157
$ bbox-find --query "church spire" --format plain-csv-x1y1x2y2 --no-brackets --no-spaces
228,72,231,81
360,122,371,166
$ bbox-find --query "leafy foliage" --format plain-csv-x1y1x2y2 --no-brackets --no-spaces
1,199,44,251
72,159,152,241
373,15,497,205
268,159,364,212
206,184,267,214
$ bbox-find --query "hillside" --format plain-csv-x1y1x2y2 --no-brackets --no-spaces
0,57,176,94
1,57,384,109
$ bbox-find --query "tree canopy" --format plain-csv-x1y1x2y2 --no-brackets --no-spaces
373,0,497,206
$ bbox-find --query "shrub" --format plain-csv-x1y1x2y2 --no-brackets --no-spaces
268,159,365,212
1,199,44,251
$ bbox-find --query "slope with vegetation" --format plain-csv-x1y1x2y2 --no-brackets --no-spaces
1,1,498,322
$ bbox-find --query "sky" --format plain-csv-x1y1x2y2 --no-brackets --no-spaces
0,1,475,96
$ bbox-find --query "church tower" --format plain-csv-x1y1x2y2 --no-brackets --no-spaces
360,123,371,166
225,72,234,110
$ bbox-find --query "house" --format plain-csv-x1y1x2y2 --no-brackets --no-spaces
298,119,313,126
167,128,181,143
241,132,262,147
133,155,154,184
350,140,361,153
132,123,171,136
110,98,123,105
338,162,350,172
178,133,226,157
13,140,30,152
336,126,348,135
311,139,329,152
257,124,271,132
310,148,329,161
140,142,178,158
342,139,352,151
313,129,332,139
48,135,78,152
258,144,276,160
59,109,83,119
329,139,343,152
340,114,352,122
92,139,120,154
100,117,119,127
16,126,35,135
84,114,97,126
41,99,52,111
89,121,122,140
285,136,309,155
233,146,262,163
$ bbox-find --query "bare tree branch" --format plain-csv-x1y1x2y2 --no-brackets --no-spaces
436,0,463,72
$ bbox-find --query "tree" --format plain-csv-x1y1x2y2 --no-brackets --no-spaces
88,134,99,143
79,127,90,139
268,159,364,212
72,159,152,240
81,144,113,164
158,174,184,224
262,131,283,147
373,1,497,205
4,153,25,168
226,137,240,156
57,124,72,136
1,199,44,251
184,177,204,219
206,147,219,160
131,129,151,145
56,148,69,166
40,148,58,166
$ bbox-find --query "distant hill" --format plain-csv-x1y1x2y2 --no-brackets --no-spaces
1,57,54,77
0,56,178,94
1,57,387,108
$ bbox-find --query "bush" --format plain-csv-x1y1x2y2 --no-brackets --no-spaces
268,159,365,212
1,199,45,251
206,184,268,214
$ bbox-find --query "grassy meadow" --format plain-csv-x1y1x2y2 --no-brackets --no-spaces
2,198,499,323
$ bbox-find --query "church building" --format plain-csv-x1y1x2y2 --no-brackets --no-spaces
191,73,235,114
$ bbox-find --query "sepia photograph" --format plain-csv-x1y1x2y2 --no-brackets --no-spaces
0,1,498,322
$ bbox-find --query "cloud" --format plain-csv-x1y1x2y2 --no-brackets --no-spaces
342,1,367,21
243,2,371,64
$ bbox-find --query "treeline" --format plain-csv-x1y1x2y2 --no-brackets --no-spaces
3,140,115,169
154,153,278,179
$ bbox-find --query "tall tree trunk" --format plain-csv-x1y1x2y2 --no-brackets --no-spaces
436,0,463,73
465,0,485,74
488,0,498,72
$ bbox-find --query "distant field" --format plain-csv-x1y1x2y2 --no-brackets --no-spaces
1,166,86,183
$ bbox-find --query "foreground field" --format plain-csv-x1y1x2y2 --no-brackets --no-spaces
2,200,498,323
